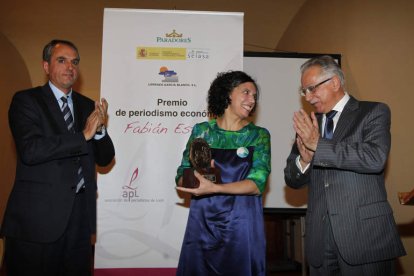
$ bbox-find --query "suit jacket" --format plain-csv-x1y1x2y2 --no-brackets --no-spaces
284,96,405,266
1,83,115,243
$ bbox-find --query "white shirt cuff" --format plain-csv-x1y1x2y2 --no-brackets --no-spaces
295,155,310,173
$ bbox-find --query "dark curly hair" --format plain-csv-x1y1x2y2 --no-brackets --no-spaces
207,71,259,117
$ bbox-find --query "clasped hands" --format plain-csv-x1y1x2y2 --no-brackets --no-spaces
400,189,414,205
293,109,320,166
83,98,108,141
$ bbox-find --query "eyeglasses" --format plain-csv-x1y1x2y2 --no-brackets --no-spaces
299,77,333,96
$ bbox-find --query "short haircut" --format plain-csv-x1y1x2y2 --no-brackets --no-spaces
42,39,80,63
300,55,345,87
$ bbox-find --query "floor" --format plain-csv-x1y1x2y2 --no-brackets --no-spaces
0,264,305,276
0,269,302,276
269,272,302,276
267,264,304,276
0,268,303,276
0,246,306,275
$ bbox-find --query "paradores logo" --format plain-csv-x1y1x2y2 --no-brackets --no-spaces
156,29,191,43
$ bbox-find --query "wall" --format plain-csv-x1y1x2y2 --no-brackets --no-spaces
278,0,414,274
0,33,31,224
0,0,306,99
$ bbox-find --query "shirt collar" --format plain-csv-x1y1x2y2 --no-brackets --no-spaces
49,81,73,102
331,92,350,113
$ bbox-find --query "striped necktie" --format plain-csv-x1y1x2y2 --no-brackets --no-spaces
323,110,337,139
61,96,85,193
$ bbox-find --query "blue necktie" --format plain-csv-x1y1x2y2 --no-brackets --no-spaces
323,110,337,139
61,96,85,193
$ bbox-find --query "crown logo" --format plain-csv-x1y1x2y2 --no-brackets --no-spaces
165,30,183,38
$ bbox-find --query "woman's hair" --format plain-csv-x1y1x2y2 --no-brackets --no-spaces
207,71,259,117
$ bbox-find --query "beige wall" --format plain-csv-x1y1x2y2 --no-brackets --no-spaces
0,0,306,99
0,33,31,226
1,0,413,274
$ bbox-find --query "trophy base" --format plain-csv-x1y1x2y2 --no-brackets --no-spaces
182,168,221,188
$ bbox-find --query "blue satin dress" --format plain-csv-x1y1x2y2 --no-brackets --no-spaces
176,120,271,276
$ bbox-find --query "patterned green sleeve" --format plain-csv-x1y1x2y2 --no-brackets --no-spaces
246,127,271,193
175,124,199,184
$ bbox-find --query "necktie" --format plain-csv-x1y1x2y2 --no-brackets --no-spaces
323,110,337,139
61,96,85,193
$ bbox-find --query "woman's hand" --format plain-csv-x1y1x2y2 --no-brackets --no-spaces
175,170,218,196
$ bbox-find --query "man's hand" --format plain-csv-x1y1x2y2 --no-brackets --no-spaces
296,136,314,166
401,189,414,204
82,98,110,140
83,110,101,140
95,98,108,132
293,109,320,152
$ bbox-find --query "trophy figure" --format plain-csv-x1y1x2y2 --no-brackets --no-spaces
182,138,221,188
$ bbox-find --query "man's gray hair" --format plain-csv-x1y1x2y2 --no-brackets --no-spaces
300,55,345,87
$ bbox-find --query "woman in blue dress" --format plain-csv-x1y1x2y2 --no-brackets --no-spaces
175,71,271,276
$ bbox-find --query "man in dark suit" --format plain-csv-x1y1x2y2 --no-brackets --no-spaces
284,55,405,275
1,39,115,275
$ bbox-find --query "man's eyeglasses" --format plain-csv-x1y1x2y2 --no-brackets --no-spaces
299,77,333,96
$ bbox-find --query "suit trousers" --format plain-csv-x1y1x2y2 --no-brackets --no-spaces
309,214,396,276
4,190,92,276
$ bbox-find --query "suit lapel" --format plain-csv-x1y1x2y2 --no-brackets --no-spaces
333,96,359,140
71,92,86,132
39,84,69,133
316,113,323,134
